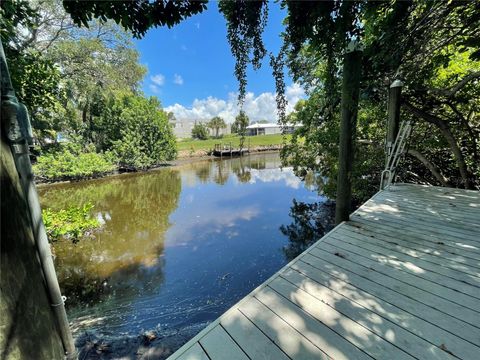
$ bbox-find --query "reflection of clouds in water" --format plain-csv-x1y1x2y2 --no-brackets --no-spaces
95,211,112,226
166,206,259,247
248,167,302,189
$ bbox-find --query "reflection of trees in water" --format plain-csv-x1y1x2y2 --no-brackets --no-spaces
280,199,335,261
172,153,284,186
59,257,166,308
39,169,181,306
213,160,229,185
231,157,251,183
247,155,266,170
213,153,284,184
303,171,326,191
195,163,212,183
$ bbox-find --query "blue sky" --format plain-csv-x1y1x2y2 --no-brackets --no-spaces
134,2,304,123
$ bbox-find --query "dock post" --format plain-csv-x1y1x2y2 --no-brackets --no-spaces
386,80,403,157
335,41,363,225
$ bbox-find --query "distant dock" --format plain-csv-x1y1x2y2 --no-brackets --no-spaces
213,143,249,157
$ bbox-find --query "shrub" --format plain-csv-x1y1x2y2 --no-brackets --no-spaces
33,146,115,180
191,123,209,140
103,92,177,169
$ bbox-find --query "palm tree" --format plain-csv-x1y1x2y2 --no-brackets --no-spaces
207,116,226,138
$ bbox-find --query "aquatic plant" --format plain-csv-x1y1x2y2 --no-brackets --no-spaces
42,203,101,243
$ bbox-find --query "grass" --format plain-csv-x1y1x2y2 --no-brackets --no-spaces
177,134,291,152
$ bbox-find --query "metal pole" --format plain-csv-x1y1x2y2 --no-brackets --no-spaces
335,41,363,225
1,41,77,359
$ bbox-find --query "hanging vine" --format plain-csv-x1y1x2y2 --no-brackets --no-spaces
218,0,268,104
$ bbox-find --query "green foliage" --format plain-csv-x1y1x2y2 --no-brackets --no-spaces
3,1,178,175
219,1,268,103
106,92,177,169
33,145,115,180
222,1,480,195
283,94,385,202
1,1,64,141
46,26,147,145
62,0,207,38
42,203,100,242
207,116,227,138
191,123,209,140
231,111,249,135
232,111,249,149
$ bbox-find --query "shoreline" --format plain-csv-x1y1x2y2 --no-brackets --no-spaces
36,148,282,188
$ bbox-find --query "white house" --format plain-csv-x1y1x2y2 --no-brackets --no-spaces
171,119,231,138
246,123,300,136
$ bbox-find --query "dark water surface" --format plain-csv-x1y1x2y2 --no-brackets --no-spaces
38,153,334,359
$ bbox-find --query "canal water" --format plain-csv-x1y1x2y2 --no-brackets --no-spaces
38,152,334,359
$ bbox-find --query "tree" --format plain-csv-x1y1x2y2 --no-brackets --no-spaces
232,111,250,149
231,111,249,135
220,1,480,197
46,25,146,146
62,0,207,38
1,0,148,146
191,123,209,140
1,0,65,143
106,92,177,169
207,116,227,138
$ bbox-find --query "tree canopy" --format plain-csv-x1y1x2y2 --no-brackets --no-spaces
62,0,207,38
1,0,178,179
3,0,479,192
220,1,480,195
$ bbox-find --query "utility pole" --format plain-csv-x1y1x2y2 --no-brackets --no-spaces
335,41,363,225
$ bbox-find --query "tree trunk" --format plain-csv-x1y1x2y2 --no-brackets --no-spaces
407,149,450,187
335,43,363,225
82,103,88,124
405,102,473,189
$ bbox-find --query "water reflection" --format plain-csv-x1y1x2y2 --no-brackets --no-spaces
38,153,332,359
39,169,182,307
179,152,282,187
280,199,335,261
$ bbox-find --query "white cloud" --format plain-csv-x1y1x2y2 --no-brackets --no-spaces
150,74,165,86
149,84,160,94
173,74,184,85
248,168,302,189
165,84,305,123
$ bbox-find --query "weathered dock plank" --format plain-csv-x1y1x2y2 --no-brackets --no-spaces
170,184,480,360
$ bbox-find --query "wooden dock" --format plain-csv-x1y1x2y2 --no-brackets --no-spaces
168,183,480,360
213,143,249,157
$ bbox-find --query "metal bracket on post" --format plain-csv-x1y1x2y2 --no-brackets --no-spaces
382,79,405,190
380,120,412,190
